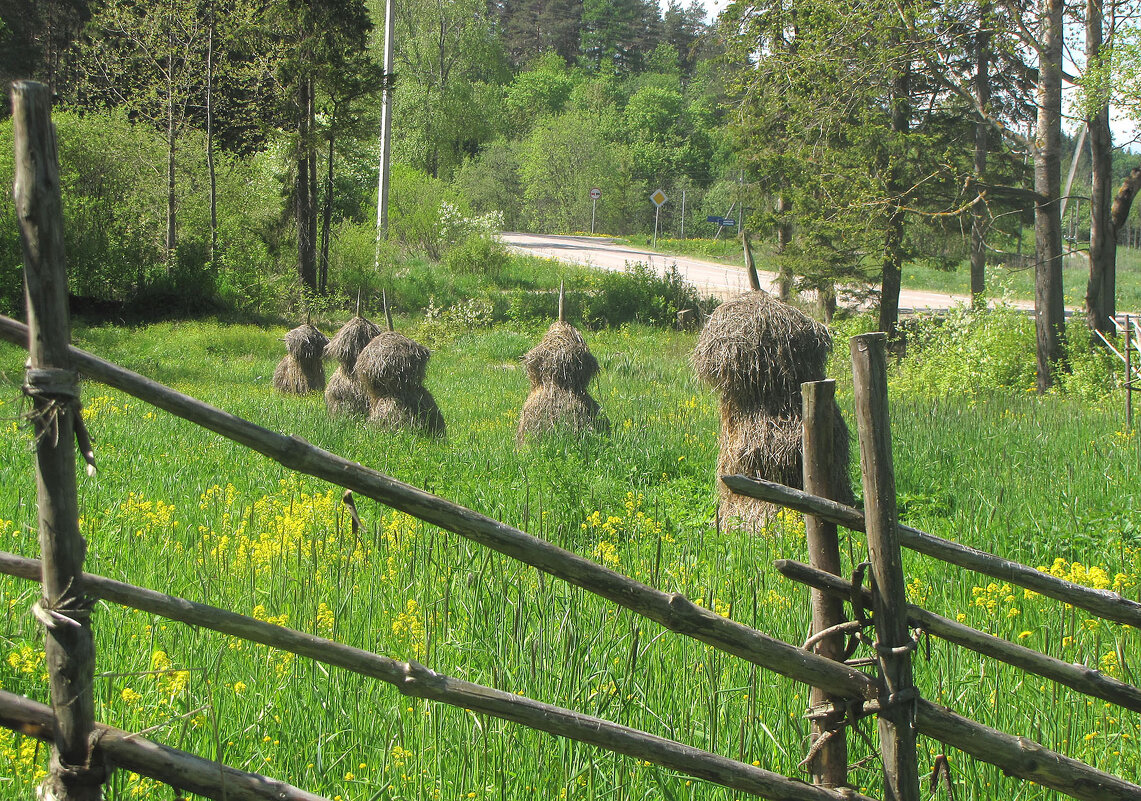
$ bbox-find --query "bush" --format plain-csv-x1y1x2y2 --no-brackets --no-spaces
580,262,713,327
444,231,510,275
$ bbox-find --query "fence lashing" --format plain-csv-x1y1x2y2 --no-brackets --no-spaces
722,474,1141,629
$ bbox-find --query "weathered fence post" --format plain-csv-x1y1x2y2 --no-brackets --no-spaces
850,334,920,801
800,380,847,788
13,80,104,800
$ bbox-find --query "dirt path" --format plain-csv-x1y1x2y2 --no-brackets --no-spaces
502,232,1033,313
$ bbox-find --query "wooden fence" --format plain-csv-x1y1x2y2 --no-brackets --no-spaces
2,80,1140,801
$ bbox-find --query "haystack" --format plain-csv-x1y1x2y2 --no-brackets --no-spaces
324,315,382,417
517,306,607,441
355,331,445,436
273,323,328,394
693,291,851,525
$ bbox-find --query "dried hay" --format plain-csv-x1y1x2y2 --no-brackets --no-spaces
694,291,850,525
517,385,607,440
368,388,445,436
273,323,328,394
325,316,382,371
355,331,430,394
717,405,852,525
517,320,606,441
325,365,370,417
353,330,444,435
522,321,599,388
284,324,330,362
693,291,831,415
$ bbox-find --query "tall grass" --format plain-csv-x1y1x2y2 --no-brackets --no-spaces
0,317,1137,800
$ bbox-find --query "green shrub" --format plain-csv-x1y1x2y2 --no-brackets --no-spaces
444,231,510,275
580,262,712,327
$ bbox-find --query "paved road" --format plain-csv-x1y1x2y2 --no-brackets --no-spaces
502,232,1032,313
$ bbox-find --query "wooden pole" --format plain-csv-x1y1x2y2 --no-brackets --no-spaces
0,691,326,801
1126,314,1133,429
0,316,878,703
0,555,872,801
800,381,847,787
721,475,1141,628
3,553,1138,801
12,80,103,801
777,559,1141,713
850,333,920,801
742,231,762,291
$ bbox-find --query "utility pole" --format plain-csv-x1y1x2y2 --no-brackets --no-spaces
374,0,395,272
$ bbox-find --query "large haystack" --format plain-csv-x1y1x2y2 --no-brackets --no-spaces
324,316,382,417
693,291,851,525
518,320,607,441
355,331,445,436
273,323,328,394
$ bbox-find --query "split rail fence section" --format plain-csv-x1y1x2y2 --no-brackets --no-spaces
1,81,1140,801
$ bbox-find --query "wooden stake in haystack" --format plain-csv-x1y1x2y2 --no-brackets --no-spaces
324,302,382,417
517,282,607,441
354,308,444,435
273,320,329,394
693,291,851,525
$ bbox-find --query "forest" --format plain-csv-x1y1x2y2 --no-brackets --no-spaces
4,0,1141,388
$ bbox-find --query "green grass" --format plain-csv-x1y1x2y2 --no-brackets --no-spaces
0,319,1137,800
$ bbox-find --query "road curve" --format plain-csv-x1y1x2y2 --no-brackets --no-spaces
502,232,1030,313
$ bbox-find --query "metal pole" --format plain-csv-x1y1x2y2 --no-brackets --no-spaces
680,189,686,239
591,198,596,235
374,0,395,271
653,205,660,249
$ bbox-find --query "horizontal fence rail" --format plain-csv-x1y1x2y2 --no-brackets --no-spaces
0,691,326,801
0,314,876,703
776,559,1141,713
0,328,1136,800
0,552,871,801
723,475,1141,628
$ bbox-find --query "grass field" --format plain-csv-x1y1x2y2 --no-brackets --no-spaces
0,316,1138,800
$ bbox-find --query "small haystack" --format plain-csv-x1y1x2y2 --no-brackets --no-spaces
355,330,445,436
324,315,382,417
517,285,607,441
693,290,851,525
273,323,329,394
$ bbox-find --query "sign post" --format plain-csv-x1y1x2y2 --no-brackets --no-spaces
589,187,601,234
651,188,667,248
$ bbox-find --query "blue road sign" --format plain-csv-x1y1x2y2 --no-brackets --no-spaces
706,215,724,224
722,218,737,227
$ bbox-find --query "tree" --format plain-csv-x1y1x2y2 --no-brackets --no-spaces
580,0,662,75
80,0,206,271
390,0,505,179
494,0,583,67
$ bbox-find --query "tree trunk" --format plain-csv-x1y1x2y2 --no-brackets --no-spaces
206,3,217,264
1086,0,1115,333
165,13,177,269
878,63,909,340
319,129,335,295
970,2,991,306
296,77,317,293
775,194,792,300
1034,0,1065,392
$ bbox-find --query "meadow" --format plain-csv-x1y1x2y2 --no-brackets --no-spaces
0,312,1138,800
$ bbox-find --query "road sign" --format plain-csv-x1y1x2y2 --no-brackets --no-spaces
722,218,737,227
706,215,724,224
651,188,668,207
589,187,602,200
